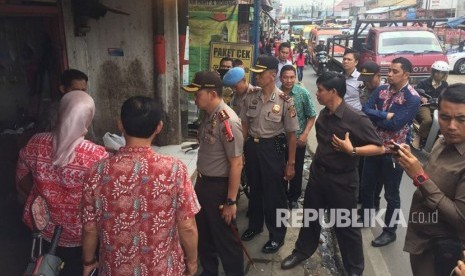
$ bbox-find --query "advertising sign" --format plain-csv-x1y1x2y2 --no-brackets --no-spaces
209,42,255,82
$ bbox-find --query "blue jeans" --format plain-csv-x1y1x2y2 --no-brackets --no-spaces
361,154,404,233
297,66,304,82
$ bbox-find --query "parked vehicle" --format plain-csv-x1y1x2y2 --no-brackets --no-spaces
327,18,449,83
447,42,465,74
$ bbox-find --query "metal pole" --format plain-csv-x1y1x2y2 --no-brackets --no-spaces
253,0,261,85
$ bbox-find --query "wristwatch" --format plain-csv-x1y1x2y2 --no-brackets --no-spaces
226,198,237,206
413,172,429,187
351,147,357,157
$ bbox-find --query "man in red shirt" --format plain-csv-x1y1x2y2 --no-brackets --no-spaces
81,96,200,276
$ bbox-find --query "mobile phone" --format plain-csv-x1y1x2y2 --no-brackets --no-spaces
391,141,401,151
89,268,98,276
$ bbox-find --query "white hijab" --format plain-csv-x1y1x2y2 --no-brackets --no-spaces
52,90,95,167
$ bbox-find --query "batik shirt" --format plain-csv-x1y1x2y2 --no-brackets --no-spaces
362,83,421,153
288,84,317,138
82,146,200,276
16,133,108,246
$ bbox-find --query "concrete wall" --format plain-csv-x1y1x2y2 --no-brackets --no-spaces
62,0,154,141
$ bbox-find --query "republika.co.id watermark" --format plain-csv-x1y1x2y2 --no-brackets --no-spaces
276,208,438,228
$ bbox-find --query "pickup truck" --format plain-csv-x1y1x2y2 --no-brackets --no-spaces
326,18,449,83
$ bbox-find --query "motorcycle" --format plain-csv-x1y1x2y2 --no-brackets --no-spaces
312,50,328,76
410,89,440,153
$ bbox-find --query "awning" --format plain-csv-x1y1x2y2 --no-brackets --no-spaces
446,16,465,28
363,5,414,14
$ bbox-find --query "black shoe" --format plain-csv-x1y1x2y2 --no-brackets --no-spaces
289,201,299,210
241,229,262,241
262,240,283,254
371,231,396,247
281,251,308,269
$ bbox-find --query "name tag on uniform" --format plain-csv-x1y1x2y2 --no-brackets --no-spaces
249,106,257,110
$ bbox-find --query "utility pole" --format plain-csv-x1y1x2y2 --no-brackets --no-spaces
332,0,335,17
253,0,261,78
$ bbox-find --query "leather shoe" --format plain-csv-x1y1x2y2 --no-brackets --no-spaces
262,240,283,254
241,229,262,241
371,231,396,247
281,251,308,269
289,201,299,210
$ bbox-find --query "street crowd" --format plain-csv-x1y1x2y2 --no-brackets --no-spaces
14,42,465,276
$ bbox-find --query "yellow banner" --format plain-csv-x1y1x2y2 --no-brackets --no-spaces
209,42,255,82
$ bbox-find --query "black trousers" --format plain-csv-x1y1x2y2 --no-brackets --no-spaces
195,176,244,276
42,241,82,276
294,164,364,275
286,145,307,202
244,137,288,243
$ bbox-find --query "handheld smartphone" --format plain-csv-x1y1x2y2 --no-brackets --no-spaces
391,141,401,151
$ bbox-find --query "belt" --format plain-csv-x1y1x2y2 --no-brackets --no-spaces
249,134,285,143
314,162,356,175
198,172,229,182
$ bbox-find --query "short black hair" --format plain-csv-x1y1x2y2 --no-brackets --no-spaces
121,96,162,138
220,57,234,66
392,57,413,73
316,71,346,98
60,69,88,88
438,83,465,108
233,58,243,67
343,49,360,62
280,64,296,77
279,42,291,51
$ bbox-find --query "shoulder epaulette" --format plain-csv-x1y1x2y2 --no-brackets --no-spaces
279,93,291,103
218,110,230,122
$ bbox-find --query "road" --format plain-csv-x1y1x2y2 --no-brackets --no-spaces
301,66,465,276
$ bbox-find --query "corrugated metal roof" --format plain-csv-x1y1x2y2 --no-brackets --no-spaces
363,5,413,14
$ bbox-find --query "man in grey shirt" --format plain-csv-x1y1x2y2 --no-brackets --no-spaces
342,49,363,110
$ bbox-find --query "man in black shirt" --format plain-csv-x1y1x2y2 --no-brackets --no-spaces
281,72,384,276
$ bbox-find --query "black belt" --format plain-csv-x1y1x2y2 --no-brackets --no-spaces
248,134,285,143
198,172,229,182
314,162,356,175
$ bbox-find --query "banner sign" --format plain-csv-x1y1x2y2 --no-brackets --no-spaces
209,42,255,82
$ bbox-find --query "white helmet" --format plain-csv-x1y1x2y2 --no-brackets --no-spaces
431,61,449,73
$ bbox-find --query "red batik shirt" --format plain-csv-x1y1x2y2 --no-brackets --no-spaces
82,146,200,276
16,133,109,246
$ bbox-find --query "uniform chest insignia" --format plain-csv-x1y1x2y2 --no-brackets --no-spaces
279,93,291,102
252,99,259,105
249,105,257,109
288,105,297,118
272,104,281,113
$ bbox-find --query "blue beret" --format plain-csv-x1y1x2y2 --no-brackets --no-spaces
223,67,245,86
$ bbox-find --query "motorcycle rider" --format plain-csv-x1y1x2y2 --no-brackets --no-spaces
315,39,327,53
412,60,449,149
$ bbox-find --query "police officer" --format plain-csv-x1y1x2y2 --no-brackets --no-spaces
182,71,244,276
239,55,299,254
223,67,261,116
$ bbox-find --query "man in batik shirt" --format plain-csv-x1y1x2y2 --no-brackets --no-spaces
81,96,200,276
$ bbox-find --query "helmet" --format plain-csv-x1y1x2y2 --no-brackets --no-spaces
431,61,449,73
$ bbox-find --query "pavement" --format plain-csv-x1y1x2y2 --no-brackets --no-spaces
172,140,344,276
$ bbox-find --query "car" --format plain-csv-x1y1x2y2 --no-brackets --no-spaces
447,48,465,74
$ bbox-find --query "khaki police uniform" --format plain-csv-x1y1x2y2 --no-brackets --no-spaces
195,99,245,276
240,86,299,244
230,84,261,116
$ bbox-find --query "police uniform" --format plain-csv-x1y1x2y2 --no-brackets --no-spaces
230,83,261,116
239,56,299,250
183,71,244,276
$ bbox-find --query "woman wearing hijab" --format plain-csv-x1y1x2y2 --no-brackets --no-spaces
16,90,109,276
